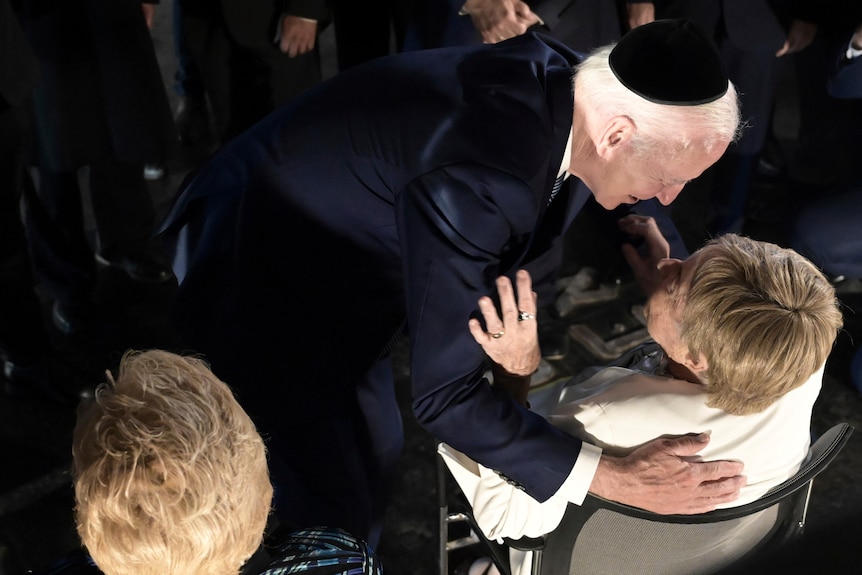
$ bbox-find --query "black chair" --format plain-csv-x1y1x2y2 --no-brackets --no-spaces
438,422,854,575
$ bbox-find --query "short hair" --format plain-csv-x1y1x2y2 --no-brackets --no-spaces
681,235,843,415
575,45,742,160
73,350,273,575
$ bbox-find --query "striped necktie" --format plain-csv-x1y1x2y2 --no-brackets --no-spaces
548,174,566,205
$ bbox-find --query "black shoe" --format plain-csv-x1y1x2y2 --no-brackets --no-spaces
95,251,173,283
52,300,92,335
174,96,210,146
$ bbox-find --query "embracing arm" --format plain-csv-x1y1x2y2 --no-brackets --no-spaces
397,165,584,502
592,435,745,513
470,266,745,512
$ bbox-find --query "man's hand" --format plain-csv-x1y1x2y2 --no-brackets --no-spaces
468,269,541,377
590,433,746,514
461,0,540,44
618,214,669,297
776,19,817,57
626,2,655,30
279,16,317,57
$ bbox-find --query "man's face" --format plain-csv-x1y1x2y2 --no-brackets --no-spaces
643,247,714,366
590,141,728,210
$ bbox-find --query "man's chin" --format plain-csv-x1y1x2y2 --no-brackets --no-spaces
597,197,622,210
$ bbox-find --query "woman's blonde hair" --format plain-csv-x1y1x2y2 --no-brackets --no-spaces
682,235,843,415
73,350,272,575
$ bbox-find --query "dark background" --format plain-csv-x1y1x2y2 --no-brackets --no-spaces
1,6,861,575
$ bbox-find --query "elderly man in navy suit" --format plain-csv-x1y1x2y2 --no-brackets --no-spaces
161,20,742,545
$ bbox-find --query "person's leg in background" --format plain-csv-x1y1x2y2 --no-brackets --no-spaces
172,0,211,148
88,157,172,285
180,5,233,145
21,168,97,335
0,98,57,397
710,43,781,233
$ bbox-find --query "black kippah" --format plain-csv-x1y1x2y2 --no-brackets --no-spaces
609,19,728,106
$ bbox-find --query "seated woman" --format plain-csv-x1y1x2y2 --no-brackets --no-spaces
442,215,842,574
71,350,381,575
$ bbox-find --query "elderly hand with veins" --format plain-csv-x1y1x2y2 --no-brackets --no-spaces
469,270,540,406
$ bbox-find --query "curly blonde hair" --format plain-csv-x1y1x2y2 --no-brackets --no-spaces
682,235,843,415
73,350,272,575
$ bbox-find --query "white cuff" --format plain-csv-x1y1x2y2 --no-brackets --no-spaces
554,442,602,505
273,14,318,43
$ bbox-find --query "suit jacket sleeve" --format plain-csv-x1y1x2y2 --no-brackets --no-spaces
439,443,570,540
396,162,584,502
277,0,329,22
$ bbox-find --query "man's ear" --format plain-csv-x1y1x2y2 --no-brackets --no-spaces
596,115,636,159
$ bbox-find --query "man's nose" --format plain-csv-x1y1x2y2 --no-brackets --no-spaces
655,184,685,206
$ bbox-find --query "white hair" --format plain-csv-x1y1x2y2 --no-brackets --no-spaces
574,45,742,159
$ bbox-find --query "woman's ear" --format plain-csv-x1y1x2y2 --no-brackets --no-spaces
596,115,636,158
682,350,709,376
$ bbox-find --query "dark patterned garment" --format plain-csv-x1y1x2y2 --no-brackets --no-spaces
260,527,383,575
34,528,381,575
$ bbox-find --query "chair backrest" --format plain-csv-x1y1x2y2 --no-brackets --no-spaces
532,422,854,575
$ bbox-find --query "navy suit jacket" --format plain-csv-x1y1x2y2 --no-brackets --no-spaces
162,33,587,502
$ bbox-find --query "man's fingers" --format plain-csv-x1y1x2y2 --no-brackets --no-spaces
691,458,746,482
514,270,535,315
662,433,746,485
591,433,748,514
662,432,709,453
468,317,489,344
680,475,747,513
496,275,519,323
699,474,747,494
477,296,504,333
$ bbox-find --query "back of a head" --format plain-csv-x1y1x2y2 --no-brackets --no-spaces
575,19,741,159
681,235,843,415
72,350,272,575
